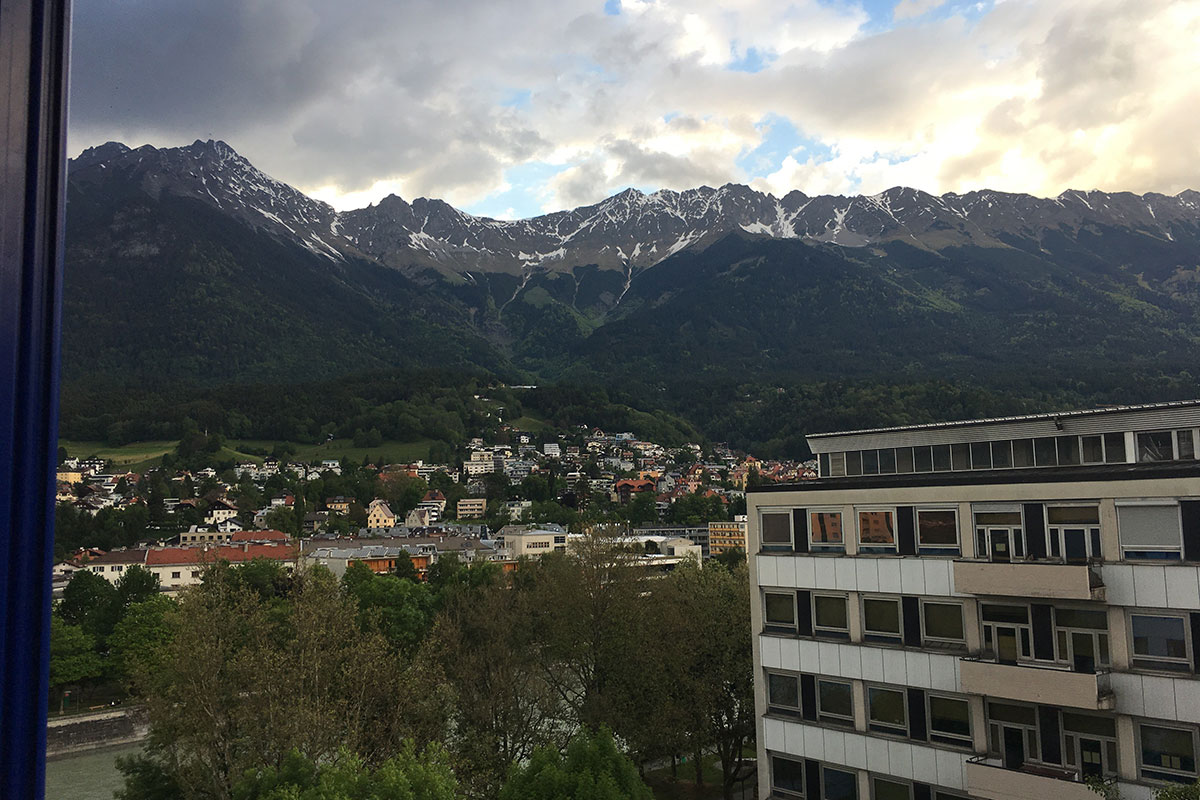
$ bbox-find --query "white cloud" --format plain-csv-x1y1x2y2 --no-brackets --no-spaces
69,0,1200,215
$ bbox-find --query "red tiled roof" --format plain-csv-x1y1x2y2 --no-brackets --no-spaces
231,529,288,542
144,542,296,566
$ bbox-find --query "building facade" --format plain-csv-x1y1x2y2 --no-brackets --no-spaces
710,515,748,556
747,402,1200,800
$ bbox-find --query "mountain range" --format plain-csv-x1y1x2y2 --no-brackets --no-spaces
62,139,1200,448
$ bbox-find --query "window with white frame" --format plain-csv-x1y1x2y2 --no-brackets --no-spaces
813,593,850,639
862,597,902,643
1046,505,1101,562
871,778,911,800
772,755,806,797
1118,503,1183,560
809,509,844,551
818,678,854,726
767,671,801,715
761,511,793,550
917,508,958,553
1140,724,1198,783
1130,612,1191,672
927,694,972,748
1061,712,1118,778
764,592,796,631
821,766,858,800
858,508,896,552
867,686,907,736
921,600,966,649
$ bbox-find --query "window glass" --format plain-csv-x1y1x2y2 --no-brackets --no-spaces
1104,432,1127,463
975,511,1021,526
987,701,1037,726
1013,438,1034,467
868,687,907,734
991,440,1012,468
863,449,880,475
1138,431,1175,462
768,673,800,709
1062,712,1117,738
896,447,915,473
917,510,957,546
863,598,902,637
772,756,805,794
929,696,972,745
823,767,858,800
1055,608,1107,630
971,441,991,470
1082,435,1104,464
982,604,1029,624
872,779,911,800
914,446,933,472
859,511,895,547
1034,437,1058,466
846,450,863,476
762,512,792,545
814,595,849,632
878,448,897,475
1140,725,1197,781
923,602,965,641
932,445,951,471
1057,436,1081,465
1131,615,1188,661
810,512,843,545
820,453,831,476
951,443,970,470
819,679,853,721
765,593,796,627
1048,506,1100,525
1180,431,1196,460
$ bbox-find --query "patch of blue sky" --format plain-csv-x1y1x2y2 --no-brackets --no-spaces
499,89,532,109
727,43,777,73
735,114,834,181
462,161,567,221
603,0,621,15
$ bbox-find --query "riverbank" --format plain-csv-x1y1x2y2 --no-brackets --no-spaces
46,706,148,758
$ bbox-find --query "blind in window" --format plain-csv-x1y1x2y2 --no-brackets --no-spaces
1118,505,1181,549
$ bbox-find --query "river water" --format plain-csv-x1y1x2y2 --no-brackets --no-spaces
45,744,140,800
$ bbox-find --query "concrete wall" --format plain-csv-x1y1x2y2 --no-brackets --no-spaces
46,706,149,757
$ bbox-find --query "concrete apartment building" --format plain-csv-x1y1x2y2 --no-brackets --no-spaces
747,401,1200,800
710,515,748,556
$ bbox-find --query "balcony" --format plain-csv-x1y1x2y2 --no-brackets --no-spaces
966,756,1108,800
953,560,1105,601
960,659,1114,710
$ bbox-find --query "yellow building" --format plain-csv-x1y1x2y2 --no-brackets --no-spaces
708,516,748,556
457,497,487,519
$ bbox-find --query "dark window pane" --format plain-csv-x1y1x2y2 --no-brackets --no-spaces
988,701,1037,725
1104,432,1126,463
1062,712,1116,738
1132,615,1188,659
846,450,863,475
810,512,843,545
762,513,791,544
1034,437,1058,466
992,440,1012,468
1055,608,1107,630
772,756,805,793
951,443,971,470
864,599,901,635
1047,506,1099,524
765,593,795,626
932,445,951,471
982,604,1028,624
1082,435,1104,463
1141,726,1196,775
878,448,897,474
914,446,933,472
820,453,831,476
862,449,880,475
1057,436,1081,465
918,510,958,546
1013,438,1034,467
819,679,853,718
924,602,965,640
929,696,971,738
823,767,858,800
971,441,992,469
859,511,895,545
897,447,915,473
769,673,799,708
1179,431,1196,460
873,779,911,800
814,595,848,630
1138,431,1174,462
869,688,907,728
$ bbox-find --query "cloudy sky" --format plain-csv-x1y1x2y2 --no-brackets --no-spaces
68,0,1199,219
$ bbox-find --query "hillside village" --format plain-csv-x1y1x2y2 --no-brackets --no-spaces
55,425,816,590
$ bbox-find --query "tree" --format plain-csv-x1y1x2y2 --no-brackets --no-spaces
392,552,420,582
261,507,299,536
232,744,457,800
58,569,118,639
108,595,177,692
342,562,435,654
713,547,746,570
498,728,652,800
49,615,103,713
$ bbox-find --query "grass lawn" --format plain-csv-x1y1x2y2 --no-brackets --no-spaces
507,415,550,434
59,440,178,472
60,438,435,471
645,754,747,800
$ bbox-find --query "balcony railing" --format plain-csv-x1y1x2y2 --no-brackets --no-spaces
966,755,1112,800
953,559,1106,600
960,657,1114,709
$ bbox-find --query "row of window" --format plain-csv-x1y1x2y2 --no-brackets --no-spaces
762,588,1200,677
769,755,967,800
819,429,1198,478
761,500,1196,561
765,670,973,749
